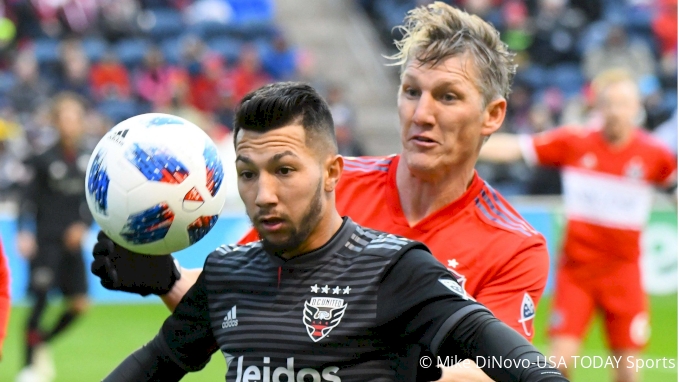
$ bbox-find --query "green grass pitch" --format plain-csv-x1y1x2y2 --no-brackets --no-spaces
0,295,676,381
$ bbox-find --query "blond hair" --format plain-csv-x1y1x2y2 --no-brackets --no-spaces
591,68,638,98
389,2,516,105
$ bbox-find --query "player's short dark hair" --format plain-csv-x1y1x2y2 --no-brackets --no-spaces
233,82,337,154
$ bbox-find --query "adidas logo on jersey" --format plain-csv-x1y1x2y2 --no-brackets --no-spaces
222,305,238,328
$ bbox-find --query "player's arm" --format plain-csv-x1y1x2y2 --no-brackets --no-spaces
478,133,524,163
378,247,566,382
91,229,260,311
103,271,218,381
16,155,40,260
479,127,577,167
161,267,202,311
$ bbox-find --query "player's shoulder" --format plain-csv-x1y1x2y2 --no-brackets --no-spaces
634,129,675,155
471,181,545,244
341,155,396,178
351,223,428,258
205,241,263,267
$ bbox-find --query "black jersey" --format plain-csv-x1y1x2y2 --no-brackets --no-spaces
159,218,486,381
17,142,92,243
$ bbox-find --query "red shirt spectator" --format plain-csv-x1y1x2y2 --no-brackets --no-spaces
90,52,130,100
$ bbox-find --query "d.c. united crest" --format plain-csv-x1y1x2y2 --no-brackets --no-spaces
303,297,347,342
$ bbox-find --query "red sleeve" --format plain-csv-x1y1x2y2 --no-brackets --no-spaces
0,240,10,354
526,126,580,168
473,236,550,342
652,145,677,187
237,228,260,245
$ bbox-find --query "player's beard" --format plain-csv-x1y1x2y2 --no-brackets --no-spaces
258,180,323,257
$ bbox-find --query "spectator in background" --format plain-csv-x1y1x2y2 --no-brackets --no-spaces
582,24,655,81
0,115,30,199
135,47,188,109
31,0,99,37
55,46,91,99
529,0,585,67
89,50,130,101
188,53,224,112
261,31,299,80
227,45,271,101
326,84,364,157
7,50,50,118
98,0,141,42
651,0,677,58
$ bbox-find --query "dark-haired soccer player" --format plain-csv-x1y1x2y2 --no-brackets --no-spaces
96,81,566,382
93,3,551,380
16,92,92,382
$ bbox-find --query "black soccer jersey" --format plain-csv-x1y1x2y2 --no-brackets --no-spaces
160,218,486,381
17,143,93,243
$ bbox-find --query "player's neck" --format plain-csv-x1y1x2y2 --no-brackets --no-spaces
395,160,475,226
601,126,635,148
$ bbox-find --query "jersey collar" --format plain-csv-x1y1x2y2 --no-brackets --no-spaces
386,155,484,231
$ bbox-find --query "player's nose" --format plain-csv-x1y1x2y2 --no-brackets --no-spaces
412,93,437,127
254,173,279,207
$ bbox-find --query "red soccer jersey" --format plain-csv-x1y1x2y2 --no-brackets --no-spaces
239,155,550,340
522,127,677,268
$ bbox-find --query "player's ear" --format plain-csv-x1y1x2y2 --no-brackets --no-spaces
481,97,507,136
324,154,343,192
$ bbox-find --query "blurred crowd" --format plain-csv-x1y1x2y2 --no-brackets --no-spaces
0,0,367,203
360,0,678,195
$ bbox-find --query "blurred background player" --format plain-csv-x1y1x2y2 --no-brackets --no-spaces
0,237,9,361
479,68,677,382
90,3,551,381
15,92,93,382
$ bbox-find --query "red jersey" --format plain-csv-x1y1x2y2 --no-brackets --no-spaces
240,155,549,340
0,239,9,355
522,127,677,266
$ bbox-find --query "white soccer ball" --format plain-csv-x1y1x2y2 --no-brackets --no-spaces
85,113,228,254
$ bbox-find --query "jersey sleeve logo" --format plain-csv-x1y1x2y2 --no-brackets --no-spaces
303,295,348,342
519,292,536,337
438,279,468,300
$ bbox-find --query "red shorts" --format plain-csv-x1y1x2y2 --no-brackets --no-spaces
548,260,649,350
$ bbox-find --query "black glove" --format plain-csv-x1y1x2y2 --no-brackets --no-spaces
91,231,180,296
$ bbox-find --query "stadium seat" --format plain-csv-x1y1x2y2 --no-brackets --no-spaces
145,8,185,41
207,37,243,64
97,99,142,124
230,21,277,42
31,38,60,67
515,65,548,91
550,64,584,98
114,38,152,69
0,72,15,96
160,37,183,65
189,21,238,40
82,37,109,63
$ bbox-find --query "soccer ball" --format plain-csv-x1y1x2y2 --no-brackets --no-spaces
85,113,228,254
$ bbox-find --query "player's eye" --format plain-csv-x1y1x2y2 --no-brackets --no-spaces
442,93,457,102
277,167,294,176
404,87,419,98
239,171,256,180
